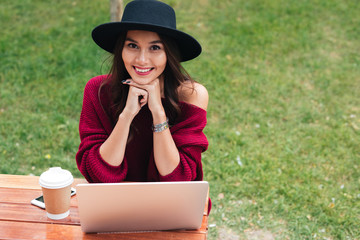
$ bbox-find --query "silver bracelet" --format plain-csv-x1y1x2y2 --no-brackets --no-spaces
152,118,169,132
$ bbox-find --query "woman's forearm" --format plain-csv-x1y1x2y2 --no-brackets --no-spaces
99,112,133,166
152,111,180,176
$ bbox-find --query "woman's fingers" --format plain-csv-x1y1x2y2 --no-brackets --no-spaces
139,90,148,108
130,87,148,105
123,78,163,113
122,79,142,88
122,78,159,92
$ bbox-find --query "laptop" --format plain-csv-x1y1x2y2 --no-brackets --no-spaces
76,181,208,233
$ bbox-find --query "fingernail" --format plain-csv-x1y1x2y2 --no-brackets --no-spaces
126,80,131,84
121,79,126,83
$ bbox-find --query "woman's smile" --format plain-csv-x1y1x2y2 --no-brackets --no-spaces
133,66,155,75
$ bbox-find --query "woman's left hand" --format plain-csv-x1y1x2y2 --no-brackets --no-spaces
123,78,165,116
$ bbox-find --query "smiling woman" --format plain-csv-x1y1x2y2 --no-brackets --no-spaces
75,0,209,191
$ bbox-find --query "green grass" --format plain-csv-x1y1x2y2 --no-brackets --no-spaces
1,0,359,239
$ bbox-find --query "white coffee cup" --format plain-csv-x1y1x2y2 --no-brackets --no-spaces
39,167,74,220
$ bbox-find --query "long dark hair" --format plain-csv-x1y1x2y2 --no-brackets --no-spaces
99,31,194,128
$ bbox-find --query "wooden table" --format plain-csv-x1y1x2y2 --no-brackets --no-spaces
0,174,208,239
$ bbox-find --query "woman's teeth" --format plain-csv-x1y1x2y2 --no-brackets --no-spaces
134,67,153,73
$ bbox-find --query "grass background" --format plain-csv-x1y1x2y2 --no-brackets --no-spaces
1,0,359,239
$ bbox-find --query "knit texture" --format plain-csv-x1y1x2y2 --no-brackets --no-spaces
76,75,208,183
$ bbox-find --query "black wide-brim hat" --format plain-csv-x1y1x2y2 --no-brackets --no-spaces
92,0,202,62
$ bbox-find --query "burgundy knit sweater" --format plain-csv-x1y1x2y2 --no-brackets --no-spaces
76,75,208,183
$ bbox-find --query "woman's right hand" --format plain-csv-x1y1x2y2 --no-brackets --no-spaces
122,80,149,118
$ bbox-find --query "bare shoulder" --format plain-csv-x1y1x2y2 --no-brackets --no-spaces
178,81,209,111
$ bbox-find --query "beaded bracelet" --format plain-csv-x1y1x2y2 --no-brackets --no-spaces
152,118,169,132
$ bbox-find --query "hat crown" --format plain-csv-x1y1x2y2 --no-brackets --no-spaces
121,0,176,29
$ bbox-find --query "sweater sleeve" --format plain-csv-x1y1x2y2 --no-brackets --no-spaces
147,103,208,182
75,76,128,183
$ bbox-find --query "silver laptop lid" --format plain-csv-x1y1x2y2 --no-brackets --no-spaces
76,181,208,233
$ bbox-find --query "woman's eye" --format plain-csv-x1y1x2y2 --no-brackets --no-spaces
128,43,138,49
150,45,161,50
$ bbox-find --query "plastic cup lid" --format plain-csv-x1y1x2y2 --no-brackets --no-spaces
39,167,74,189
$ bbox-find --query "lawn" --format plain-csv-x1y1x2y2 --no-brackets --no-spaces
1,0,359,239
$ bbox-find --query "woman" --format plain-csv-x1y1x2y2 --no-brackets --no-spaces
76,0,209,184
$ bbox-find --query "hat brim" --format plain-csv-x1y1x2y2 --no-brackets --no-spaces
92,22,201,62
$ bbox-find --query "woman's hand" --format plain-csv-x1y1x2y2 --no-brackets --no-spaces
122,79,149,118
123,78,165,117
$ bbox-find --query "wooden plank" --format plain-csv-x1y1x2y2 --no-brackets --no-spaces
0,220,84,240
0,174,41,189
0,220,206,240
0,203,80,225
0,174,87,189
0,187,79,207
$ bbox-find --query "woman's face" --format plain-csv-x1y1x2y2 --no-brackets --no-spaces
122,30,167,85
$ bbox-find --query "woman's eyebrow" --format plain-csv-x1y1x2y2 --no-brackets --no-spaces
150,40,163,44
125,38,162,44
125,37,137,43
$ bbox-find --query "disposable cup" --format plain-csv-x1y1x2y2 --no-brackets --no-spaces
39,167,74,220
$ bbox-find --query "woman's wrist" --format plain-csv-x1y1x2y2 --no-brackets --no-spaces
118,110,135,125
152,118,169,132
151,108,166,125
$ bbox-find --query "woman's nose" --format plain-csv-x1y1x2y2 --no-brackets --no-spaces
136,49,149,64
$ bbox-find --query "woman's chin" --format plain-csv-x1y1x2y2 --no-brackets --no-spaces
129,74,161,85
131,77,152,85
